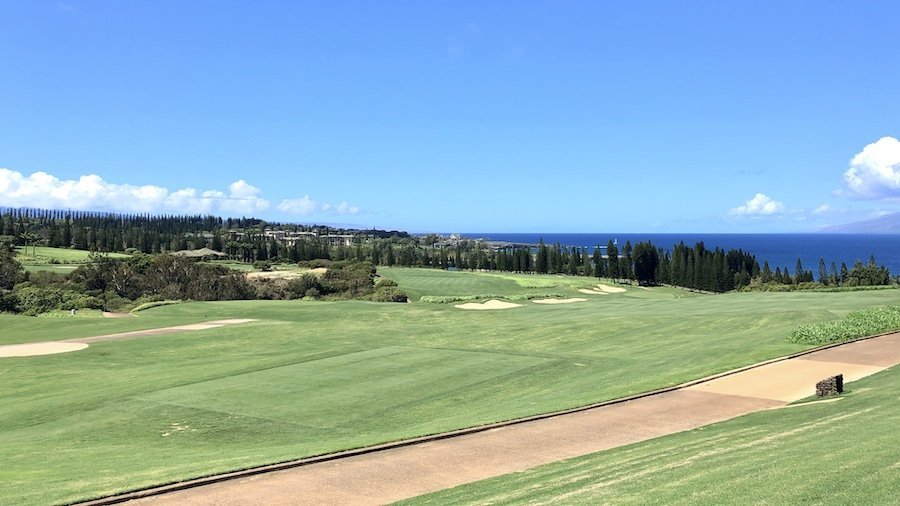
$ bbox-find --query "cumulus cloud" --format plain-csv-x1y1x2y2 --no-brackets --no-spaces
0,168,273,215
277,196,318,215
0,168,362,218
729,193,785,217
277,197,359,216
843,136,900,199
812,204,831,215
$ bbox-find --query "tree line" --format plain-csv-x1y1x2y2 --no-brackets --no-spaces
1,208,895,297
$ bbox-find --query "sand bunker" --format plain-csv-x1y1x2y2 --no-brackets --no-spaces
0,342,88,358
0,319,258,358
533,298,588,305
455,300,522,310
596,283,627,293
102,312,135,318
578,289,608,295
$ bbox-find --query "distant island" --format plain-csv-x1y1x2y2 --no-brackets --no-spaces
821,212,900,234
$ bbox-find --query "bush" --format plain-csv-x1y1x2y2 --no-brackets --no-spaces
287,274,321,299
788,305,900,345
369,286,408,303
252,278,293,300
253,260,273,272
374,277,398,289
14,285,102,315
302,259,333,269
0,291,18,313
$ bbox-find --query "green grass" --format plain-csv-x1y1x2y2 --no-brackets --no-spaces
14,246,130,273
2,268,900,504
402,366,900,505
377,267,695,301
0,311,212,345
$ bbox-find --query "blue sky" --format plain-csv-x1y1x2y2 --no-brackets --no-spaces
1,1,899,233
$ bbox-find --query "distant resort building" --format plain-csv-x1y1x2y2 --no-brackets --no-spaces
262,229,355,247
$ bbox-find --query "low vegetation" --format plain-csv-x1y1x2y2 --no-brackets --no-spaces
403,367,900,505
1,245,407,315
788,305,900,345
3,279,899,504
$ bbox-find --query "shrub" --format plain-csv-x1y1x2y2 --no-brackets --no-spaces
287,274,321,299
253,260,273,272
252,278,292,300
369,286,408,303
14,285,102,315
788,305,900,345
374,277,398,289
303,259,333,269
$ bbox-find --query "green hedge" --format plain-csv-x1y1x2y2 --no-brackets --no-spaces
788,305,900,345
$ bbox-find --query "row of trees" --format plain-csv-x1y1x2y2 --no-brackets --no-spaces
2,208,895,294
0,207,405,258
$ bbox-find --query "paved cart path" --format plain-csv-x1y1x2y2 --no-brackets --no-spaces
103,333,899,506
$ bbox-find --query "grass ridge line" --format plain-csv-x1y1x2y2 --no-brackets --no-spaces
70,329,898,506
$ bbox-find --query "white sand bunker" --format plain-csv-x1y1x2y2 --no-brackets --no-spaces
0,318,259,358
102,312,135,318
533,298,587,305
578,289,608,295
455,299,523,310
0,341,88,358
596,284,627,293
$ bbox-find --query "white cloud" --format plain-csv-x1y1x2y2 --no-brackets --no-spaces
812,204,831,215
277,195,318,215
0,168,269,215
729,193,785,217
276,197,360,216
0,168,362,218
843,136,900,199
334,201,359,215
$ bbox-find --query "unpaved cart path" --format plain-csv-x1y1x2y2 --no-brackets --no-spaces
106,333,899,506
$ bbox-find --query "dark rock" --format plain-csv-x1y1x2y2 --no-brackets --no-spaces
815,374,843,397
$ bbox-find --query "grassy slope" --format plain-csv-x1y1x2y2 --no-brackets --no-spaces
14,246,130,273
0,311,216,345
403,366,900,505
2,269,899,504
377,267,694,301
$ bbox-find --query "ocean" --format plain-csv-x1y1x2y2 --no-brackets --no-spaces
463,233,900,276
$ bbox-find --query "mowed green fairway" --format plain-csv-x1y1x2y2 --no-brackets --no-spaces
15,246,130,273
2,269,899,504
404,366,900,505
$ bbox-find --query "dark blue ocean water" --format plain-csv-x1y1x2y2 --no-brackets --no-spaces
463,233,900,276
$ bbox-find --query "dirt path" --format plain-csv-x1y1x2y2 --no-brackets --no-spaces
0,319,257,358
96,333,899,506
